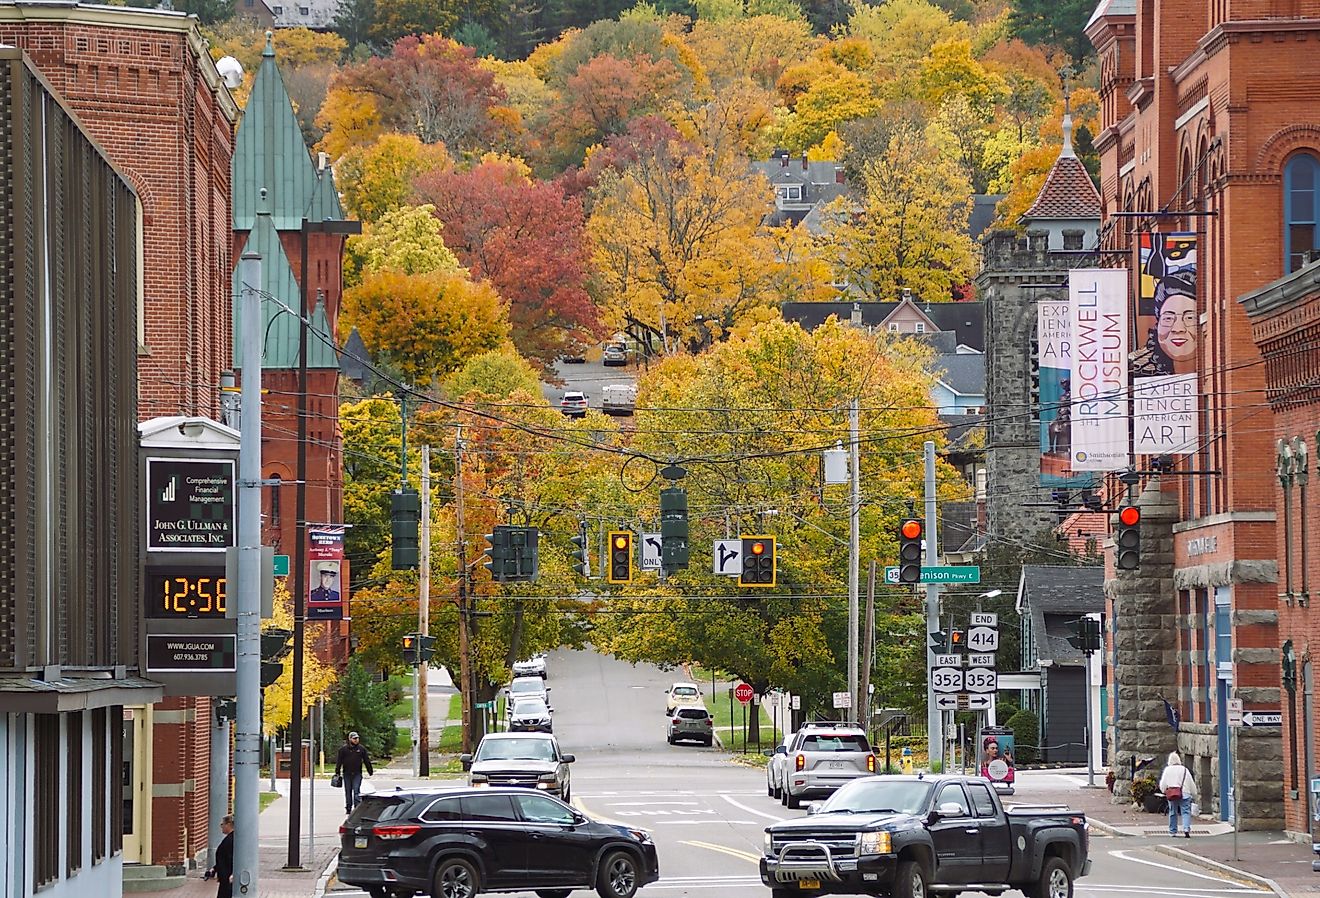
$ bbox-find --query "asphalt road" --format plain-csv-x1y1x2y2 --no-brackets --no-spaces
334,647,1270,898
542,357,638,411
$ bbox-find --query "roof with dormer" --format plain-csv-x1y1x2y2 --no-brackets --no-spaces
232,210,339,370
232,34,340,230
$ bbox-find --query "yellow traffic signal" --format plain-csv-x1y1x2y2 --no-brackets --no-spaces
607,531,634,584
738,535,776,587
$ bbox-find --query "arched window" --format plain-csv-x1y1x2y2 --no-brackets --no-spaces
1284,152,1320,273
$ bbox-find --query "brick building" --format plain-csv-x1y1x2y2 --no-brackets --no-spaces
1084,0,1320,828
1241,263,1320,838
0,0,240,880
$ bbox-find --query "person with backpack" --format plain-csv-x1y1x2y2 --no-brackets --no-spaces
1158,751,1198,837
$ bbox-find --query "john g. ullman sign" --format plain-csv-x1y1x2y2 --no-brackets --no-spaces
146,457,236,552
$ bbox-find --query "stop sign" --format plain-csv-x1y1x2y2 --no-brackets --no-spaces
734,683,755,704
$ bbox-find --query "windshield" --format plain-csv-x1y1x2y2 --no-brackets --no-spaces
476,737,556,762
822,780,933,815
672,686,698,697
512,698,548,716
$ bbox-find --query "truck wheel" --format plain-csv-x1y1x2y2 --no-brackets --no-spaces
432,857,479,898
1035,857,1073,898
894,859,928,898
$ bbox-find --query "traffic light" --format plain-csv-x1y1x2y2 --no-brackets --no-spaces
739,536,776,587
1066,617,1102,653
391,488,420,570
607,531,634,584
898,519,923,584
928,630,948,653
484,527,512,581
418,634,436,664
660,487,689,572
1115,504,1141,570
571,521,590,578
949,628,967,653
506,526,540,582
260,627,292,688
402,633,419,667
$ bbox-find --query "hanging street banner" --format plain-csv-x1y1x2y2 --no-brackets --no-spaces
1038,301,1094,487
146,457,236,552
1132,233,1198,456
1069,269,1130,471
308,526,347,621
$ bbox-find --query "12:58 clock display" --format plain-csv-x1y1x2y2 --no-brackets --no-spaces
145,568,227,618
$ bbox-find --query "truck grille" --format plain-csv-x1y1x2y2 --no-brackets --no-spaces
771,832,856,859
486,774,542,787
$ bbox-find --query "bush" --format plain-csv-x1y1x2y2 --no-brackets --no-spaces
1004,709,1039,764
1131,774,1158,804
327,658,398,759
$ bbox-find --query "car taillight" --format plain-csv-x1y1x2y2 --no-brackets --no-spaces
372,824,421,841
705,718,712,726
338,825,350,834
867,755,875,772
795,754,805,771
673,717,682,724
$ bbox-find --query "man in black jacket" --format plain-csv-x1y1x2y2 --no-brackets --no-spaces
335,731,374,813
210,814,234,898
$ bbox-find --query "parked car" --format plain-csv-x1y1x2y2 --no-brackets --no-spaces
761,774,1090,898
462,732,575,801
664,682,703,715
602,344,628,366
780,721,876,809
666,707,713,746
508,675,550,708
764,732,795,800
509,696,553,733
337,787,659,898
562,351,587,364
512,653,547,679
560,391,589,417
602,383,638,416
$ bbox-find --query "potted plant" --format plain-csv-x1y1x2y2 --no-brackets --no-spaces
1131,775,1166,813
1105,769,1116,794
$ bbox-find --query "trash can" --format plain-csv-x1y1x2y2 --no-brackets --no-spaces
979,726,1015,794
275,740,312,779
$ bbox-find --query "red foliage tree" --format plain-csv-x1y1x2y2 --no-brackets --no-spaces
413,160,601,368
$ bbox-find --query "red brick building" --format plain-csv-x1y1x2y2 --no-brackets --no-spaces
0,0,239,877
1085,0,1320,828
1242,264,1320,837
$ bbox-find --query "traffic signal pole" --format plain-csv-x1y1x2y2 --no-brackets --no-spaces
418,447,431,776
924,441,942,769
848,398,861,720
454,428,474,753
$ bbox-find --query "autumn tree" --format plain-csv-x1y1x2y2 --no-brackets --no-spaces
1007,0,1095,61
822,121,977,300
334,133,450,223
262,583,338,735
847,0,968,77
414,158,600,367
687,14,816,91
348,203,460,281
342,269,509,387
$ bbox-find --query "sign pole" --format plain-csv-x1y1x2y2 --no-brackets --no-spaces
848,398,861,717
418,447,431,776
924,441,942,768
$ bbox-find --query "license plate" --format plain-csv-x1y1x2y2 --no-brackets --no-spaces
799,880,821,890
354,836,367,848
829,761,847,769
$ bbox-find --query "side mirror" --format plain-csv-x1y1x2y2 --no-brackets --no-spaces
805,802,822,816
459,753,473,771
776,746,788,755
762,748,775,757
562,753,576,763
936,802,965,818
572,810,587,825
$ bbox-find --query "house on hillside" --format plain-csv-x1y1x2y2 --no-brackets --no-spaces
235,0,338,29
752,150,847,228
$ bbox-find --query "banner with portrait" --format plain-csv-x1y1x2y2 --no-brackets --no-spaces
307,525,347,621
1038,301,1095,487
1069,269,1130,472
1132,234,1198,456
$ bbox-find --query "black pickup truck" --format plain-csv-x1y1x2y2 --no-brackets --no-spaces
760,774,1090,898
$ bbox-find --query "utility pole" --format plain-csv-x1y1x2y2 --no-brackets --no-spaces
454,428,474,753
860,560,877,741
924,441,942,768
418,447,431,776
848,398,861,719
234,249,262,896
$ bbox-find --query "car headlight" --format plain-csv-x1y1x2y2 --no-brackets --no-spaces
628,829,652,843
763,831,773,855
538,773,558,781
857,831,891,855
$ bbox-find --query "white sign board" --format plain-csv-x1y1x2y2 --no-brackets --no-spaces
1242,711,1282,728
832,691,852,709
970,612,998,627
713,539,742,576
968,653,996,667
1226,697,1243,727
934,654,963,668
968,626,1000,653
931,667,964,694
936,693,991,710
640,532,662,570
1069,268,1130,472
964,667,998,693
1133,373,1198,456
791,694,801,710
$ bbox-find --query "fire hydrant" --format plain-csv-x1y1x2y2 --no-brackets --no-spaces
901,746,914,775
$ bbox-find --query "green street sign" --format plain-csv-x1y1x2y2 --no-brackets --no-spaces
885,565,980,584
273,554,289,577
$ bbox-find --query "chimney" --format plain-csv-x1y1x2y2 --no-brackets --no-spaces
801,151,809,171
835,166,845,184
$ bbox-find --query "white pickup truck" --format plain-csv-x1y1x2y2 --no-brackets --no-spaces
601,383,637,416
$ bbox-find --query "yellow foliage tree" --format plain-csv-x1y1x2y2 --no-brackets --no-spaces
317,88,384,161
261,583,338,737
349,204,461,279
847,0,970,77
688,15,816,90
780,67,883,152
335,133,451,224
994,142,1061,229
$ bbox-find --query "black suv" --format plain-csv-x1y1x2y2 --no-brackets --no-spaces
337,787,659,898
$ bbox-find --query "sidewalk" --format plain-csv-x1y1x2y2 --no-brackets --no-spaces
1018,771,1318,896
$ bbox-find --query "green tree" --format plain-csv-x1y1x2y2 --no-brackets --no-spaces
350,204,460,279
327,657,398,757
1007,0,1095,62
340,396,404,588
335,133,451,224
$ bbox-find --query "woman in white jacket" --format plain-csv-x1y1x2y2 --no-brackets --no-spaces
1158,751,1197,837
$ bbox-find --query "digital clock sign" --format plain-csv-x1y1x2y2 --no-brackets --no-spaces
145,568,227,618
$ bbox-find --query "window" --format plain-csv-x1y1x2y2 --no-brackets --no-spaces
799,734,871,752
936,783,970,816
421,798,461,822
299,5,310,13
1063,231,1084,251
914,322,926,334
1284,153,1320,273
268,474,281,529
273,5,283,13
92,709,106,863
111,710,123,853
888,323,900,332
966,782,997,818
776,184,803,202
516,794,576,825
460,794,518,822
36,715,59,887
68,712,83,876
676,708,708,719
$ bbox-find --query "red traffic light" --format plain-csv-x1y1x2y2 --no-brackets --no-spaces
1119,506,1141,527
900,519,922,540
750,541,765,556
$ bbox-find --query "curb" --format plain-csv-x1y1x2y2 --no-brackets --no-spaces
1086,817,1127,837
1152,844,1289,897
313,849,339,898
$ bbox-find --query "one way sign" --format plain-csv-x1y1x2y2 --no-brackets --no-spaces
1241,710,1282,728
713,539,742,576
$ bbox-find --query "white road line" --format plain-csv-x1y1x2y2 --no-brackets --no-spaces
721,793,787,822
1108,849,1269,888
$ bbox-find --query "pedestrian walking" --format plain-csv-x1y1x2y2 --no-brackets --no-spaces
1158,751,1198,838
334,731,374,814
207,814,234,898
